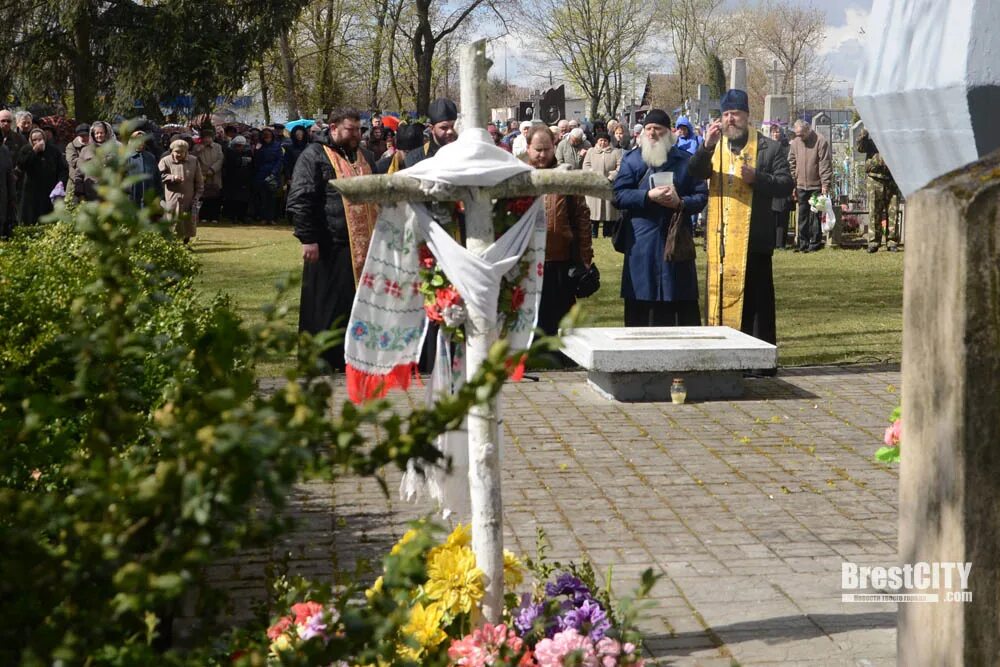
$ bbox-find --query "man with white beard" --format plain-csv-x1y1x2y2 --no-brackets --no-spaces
613,109,709,327
688,89,794,352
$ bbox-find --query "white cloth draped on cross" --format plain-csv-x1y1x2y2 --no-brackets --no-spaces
343,129,547,518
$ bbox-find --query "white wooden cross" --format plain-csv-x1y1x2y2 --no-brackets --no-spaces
330,40,612,623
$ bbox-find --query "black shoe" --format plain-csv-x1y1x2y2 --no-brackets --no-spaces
887,244,899,252
868,244,879,253
793,247,802,253
807,244,824,252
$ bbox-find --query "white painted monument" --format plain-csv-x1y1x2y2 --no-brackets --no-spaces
854,0,1000,196
562,327,777,402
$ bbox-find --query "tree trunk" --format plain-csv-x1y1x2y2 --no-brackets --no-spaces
258,63,271,125
413,0,435,116
278,30,299,120
369,0,391,111
70,2,96,122
316,0,336,116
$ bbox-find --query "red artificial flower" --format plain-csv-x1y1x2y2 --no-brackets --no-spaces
418,243,436,269
507,197,535,217
510,285,526,311
291,601,324,626
267,615,293,640
424,303,443,322
435,286,463,312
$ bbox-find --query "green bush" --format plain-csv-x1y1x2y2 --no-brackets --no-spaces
0,138,514,665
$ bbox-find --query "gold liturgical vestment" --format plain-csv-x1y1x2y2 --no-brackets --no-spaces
706,131,757,328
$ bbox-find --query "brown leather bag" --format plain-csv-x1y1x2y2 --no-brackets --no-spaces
663,208,696,262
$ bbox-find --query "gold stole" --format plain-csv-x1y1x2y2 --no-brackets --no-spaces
323,145,379,285
386,151,405,175
706,131,757,328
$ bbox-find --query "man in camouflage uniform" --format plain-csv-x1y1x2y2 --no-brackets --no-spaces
857,129,901,253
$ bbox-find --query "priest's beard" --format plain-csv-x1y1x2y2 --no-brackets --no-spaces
724,124,749,144
640,132,674,167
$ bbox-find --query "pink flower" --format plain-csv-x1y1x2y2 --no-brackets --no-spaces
534,628,598,667
884,418,901,448
448,623,526,666
291,601,323,626
266,615,292,640
594,637,644,666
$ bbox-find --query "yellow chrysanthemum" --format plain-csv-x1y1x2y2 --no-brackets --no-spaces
424,545,484,615
444,523,471,549
426,523,473,563
503,549,525,588
391,528,420,555
365,575,384,602
398,601,447,660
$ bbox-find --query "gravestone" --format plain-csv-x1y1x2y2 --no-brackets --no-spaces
729,58,747,91
762,60,790,126
857,0,1000,663
899,148,1000,666
561,326,777,402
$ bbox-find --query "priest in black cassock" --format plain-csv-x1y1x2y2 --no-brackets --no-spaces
403,98,459,167
287,108,377,372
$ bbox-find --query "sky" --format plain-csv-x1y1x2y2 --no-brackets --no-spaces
488,0,873,102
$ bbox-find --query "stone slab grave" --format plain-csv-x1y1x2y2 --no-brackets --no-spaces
561,326,777,402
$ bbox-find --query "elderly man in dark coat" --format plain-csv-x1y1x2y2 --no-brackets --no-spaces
613,109,709,327
403,99,458,167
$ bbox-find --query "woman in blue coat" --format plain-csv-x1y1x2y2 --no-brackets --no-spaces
613,109,708,326
251,127,284,223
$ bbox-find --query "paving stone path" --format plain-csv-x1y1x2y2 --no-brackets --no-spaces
229,366,901,666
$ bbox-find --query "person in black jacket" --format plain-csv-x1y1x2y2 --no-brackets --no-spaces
688,89,793,347
17,128,68,226
222,135,254,222
0,144,16,238
768,124,794,249
285,108,376,372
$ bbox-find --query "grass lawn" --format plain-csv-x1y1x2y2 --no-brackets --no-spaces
192,223,903,373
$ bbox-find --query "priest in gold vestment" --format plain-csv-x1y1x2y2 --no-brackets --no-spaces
688,89,794,349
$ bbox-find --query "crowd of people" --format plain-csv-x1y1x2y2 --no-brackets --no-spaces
0,94,898,375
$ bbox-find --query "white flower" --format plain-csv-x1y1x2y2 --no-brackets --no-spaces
442,304,467,327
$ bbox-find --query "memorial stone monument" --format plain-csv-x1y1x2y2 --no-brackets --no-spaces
762,60,790,127
729,58,747,91
857,1,1000,663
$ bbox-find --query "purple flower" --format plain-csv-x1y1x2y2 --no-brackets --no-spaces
557,598,611,641
514,593,546,636
545,573,593,605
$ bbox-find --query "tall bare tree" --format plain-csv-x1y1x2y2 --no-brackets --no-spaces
406,0,507,115
747,0,828,112
525,0,652,118
655,0,725,104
